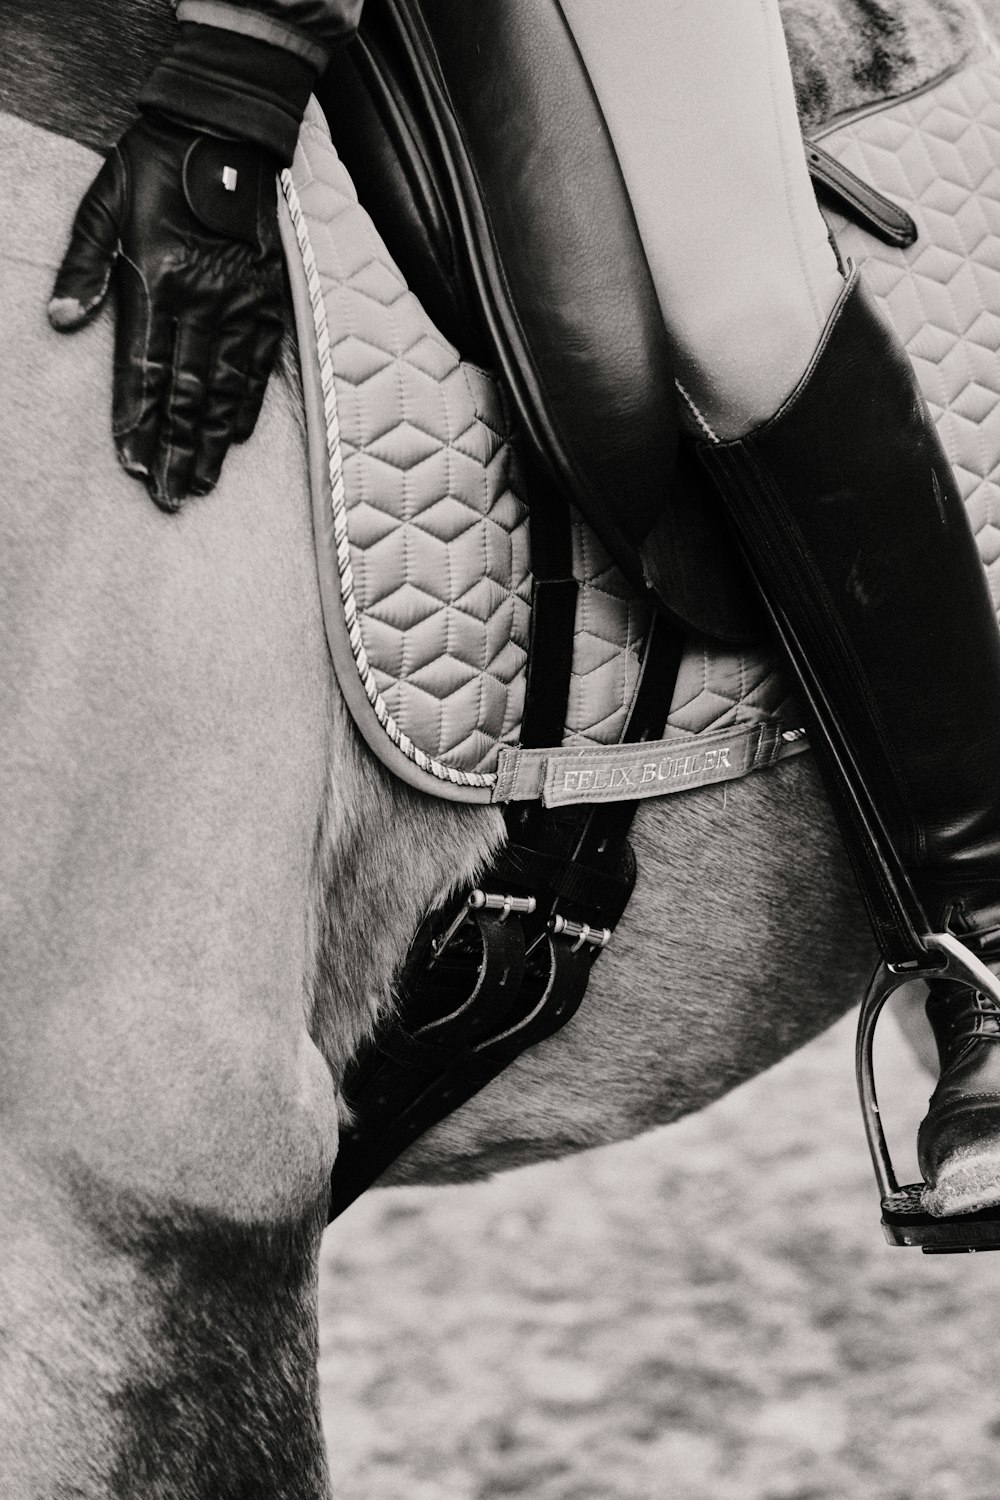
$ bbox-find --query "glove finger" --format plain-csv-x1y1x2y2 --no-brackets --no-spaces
232,316,284,444
150,319,213,509
48,151,123,331
110,264,173,491
189,323,257,497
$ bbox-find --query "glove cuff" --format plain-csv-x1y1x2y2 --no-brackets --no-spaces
138,22,318,164
176,2,331,71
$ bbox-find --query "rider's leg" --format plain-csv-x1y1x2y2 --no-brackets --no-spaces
562,0,1000,1213
559,0,845,438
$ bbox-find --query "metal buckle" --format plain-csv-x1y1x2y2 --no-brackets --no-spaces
429,889,537,965
857,932,1000,1252
548,914,611,954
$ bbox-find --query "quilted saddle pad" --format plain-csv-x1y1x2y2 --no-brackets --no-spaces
278,37,1000,806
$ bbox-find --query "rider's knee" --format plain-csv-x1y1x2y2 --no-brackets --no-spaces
673,266,845,440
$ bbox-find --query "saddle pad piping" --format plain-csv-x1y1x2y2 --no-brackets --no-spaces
280,164,497,793
809,43,975,140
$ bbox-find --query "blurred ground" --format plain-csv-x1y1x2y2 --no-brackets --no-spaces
318,1003,1000,1499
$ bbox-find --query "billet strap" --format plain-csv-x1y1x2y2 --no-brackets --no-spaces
501,489,805,811
519,482,578,753
806,139,918,248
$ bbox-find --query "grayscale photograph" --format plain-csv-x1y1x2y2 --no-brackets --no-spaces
3,0,1000,1495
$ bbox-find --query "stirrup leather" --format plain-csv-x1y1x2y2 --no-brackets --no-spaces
857,933,1000,1253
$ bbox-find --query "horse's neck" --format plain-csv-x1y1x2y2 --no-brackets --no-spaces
0,0,174,151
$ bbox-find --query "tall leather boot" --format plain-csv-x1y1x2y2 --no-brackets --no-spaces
697,266,1000,1216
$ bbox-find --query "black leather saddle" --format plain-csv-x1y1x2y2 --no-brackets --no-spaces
314,0,765,644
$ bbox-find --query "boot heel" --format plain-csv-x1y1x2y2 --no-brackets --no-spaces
857,934,1000,1252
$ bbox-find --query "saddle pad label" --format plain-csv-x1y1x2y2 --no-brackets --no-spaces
494,723,807,807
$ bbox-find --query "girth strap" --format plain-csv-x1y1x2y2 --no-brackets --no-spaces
326,902,601,1220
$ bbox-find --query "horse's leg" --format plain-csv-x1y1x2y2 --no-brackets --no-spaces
0,113,344,1496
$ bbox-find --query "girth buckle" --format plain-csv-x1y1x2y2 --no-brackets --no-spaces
429,888,537,965
548,913,611,953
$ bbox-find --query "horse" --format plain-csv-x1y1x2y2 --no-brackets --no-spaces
0,0,988,1492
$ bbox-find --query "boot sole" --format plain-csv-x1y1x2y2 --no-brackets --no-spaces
921,1149,1000,1216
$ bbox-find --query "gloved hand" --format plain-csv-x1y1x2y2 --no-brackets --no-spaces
48,112,286,511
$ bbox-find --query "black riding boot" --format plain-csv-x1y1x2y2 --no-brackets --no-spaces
697,267,1000,1216
917,980,1000,1214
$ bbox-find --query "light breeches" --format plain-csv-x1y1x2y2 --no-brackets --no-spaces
559,0,845,437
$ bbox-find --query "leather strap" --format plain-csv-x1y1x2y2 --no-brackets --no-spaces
806,139,918,249
756,569,928,964
519,481,578,753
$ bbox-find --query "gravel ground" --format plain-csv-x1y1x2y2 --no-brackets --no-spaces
318,1005,1000,1499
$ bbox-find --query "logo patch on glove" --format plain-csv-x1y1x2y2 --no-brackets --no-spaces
183,137,270,243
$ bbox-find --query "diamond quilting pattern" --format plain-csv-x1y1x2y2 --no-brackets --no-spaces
292,111,533,769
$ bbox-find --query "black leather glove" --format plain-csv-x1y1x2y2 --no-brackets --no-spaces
48,112,286,510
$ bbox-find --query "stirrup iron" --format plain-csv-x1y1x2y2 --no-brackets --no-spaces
857,932,1000,1252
